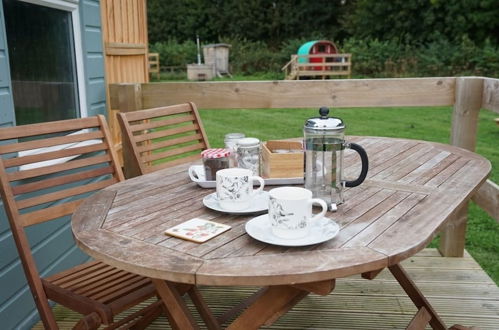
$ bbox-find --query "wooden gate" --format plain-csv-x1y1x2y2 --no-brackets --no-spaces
100,0,149,153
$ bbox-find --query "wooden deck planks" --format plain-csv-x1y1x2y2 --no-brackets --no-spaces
32,249,499,329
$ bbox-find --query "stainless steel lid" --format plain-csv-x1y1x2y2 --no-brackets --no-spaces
237,137,260,147
224,132,245,141
304,107,345,132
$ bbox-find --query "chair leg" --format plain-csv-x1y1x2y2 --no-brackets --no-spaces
73,312,101,330
129,302,164,330
103,300,164,330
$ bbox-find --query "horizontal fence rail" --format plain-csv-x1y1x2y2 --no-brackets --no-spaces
109,77,499,257
111,77,456,110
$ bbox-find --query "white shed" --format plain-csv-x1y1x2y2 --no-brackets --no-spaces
203,43,231,77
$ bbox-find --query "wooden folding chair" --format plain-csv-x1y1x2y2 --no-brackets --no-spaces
0,116,161,329
117,105,224,328
117,102,210,178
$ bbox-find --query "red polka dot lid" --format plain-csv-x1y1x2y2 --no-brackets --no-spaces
201,148,230,159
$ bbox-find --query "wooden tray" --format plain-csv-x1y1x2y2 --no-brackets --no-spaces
261,140,304,178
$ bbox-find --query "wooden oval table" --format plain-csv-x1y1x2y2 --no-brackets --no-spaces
72,136,490,329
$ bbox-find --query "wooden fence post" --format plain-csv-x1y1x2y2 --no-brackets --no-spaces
116,83,143,178
117,83,143,113
439,77,483,257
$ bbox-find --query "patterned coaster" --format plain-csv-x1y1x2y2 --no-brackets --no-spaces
165,218,231,243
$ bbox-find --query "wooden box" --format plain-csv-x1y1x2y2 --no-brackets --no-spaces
187,64,214,81
261,140,304,178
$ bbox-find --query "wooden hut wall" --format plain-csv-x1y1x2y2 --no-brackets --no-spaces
100,0,149,148
0,1,107,328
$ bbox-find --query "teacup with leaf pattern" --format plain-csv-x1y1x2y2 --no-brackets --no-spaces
216,168,265,211
268,187,327,239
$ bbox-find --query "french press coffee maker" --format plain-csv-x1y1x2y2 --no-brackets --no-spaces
304,107,369,209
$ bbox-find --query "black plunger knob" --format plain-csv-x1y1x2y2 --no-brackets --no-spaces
319,106,330,118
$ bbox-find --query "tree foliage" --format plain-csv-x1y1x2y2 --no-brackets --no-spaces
147,0,350,46
148,0,499,46
344,0,499,45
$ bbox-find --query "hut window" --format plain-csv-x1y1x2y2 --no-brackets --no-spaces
3,0,86,126
317,45,326,53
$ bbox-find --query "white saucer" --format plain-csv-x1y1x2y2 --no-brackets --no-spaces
245,214,340,247
203,191,269,214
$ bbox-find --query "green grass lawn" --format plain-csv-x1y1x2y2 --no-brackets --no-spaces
199,106,499,284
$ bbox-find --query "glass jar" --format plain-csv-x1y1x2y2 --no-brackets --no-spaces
236,137,261,175
224,133,245,167
201,148,230,180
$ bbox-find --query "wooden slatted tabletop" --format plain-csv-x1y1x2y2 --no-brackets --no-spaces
72,136,491,329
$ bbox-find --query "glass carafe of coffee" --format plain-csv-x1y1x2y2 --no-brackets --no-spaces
304,107,369,209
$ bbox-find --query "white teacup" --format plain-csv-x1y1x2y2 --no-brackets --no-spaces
216,168,265,211
269,187,327,239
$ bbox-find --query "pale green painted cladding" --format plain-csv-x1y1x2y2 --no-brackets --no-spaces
82,0,106,117
0,1,14,129
0,0,106,328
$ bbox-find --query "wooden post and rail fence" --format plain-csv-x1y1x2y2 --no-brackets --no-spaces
108,76,499,258
282,54,352,80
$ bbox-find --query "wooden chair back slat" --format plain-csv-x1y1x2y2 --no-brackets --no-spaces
0,116,100,140
19,200,83,227
118,102,210,178
121,104,192,122
12,167,114,195
7,154,113,182
132,123,199,143
129,114,196,132
137,133,203,153
0,130,105,154
3,142,107,168
16,178,118,210
142,142,205,163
